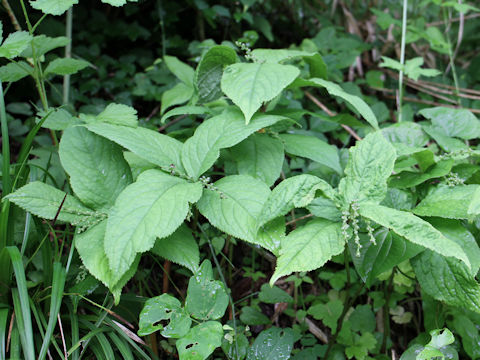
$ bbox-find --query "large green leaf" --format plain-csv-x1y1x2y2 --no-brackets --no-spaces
412,249,480,313
358,202,470,268
176,321,223,360
419,107,480,140
181,108,285,179
44,58,89,76
349,228,423,286
195,45,237,104
185,261,228,321
160,82,194,115
96,103,138,127
389,159,453,189
151,224,200,273
382,122,429,148
164,55,195,86
20,35,69,58
138,293,191,338
5,181,95,226
0,62,32,82
306,78,379,130
413,185,479,219
270,219,344,285
230,133,284,186
0,31,33,59
279,133,342,174
86,123,184,172
339,131,396,204
246,327,294,360
75,220,139,303
59,126,132,211
221,63,299,124
258,174,336,227
29,0,78,15
197,175,277,250
104,170,203,277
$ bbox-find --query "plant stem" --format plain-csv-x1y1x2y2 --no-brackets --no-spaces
63,8,73,105
381,271,395,353
2,0,22,31
398,0,408,122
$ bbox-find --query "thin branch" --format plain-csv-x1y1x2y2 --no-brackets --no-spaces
286,213,313,226
57,314,68,360
158,114,186,132
426,12,480,27
2,0,22,31
382,93,480,114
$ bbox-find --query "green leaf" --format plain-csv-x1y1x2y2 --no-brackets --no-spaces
417,329,455,360
59,126,132,211
5,181,94,225
29,0,78,15
221,62,299,123
344,332,377,360
176,321,223,360
240,306,271,325
160,105,208,124
39,108,80,130
181,108,285,179
96,103,138,127
258,174,336,227
185,261,229,321
420,107,480,140
160,82,194,114
279,133,342,174
468,186,480,216
86,122,185,172
422,124,468,152
349,305,376,333
164,55,195,86
151,224,200,273
382,122,429,148
138,293,191,338
246,327,294,360
75,220,139,303
307,78,379,130
196,175,273,249
0,62,32,82
270,219,344,285
358,202,470,268
104,170,202,278
339,131,396,204
307,299,343,333
389,159,453,189
349,228,423,286
307,197,342,222
44,58,89,76
413,249,480,314
258,284,293,304
20,35,69,58
230,133,284,186
195,45,237,104
0,31,33,59
413,185,480,219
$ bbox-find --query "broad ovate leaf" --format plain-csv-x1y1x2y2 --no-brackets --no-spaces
30,0,78,15
44,58,89,76
196,175,272,249
151,224,200,273
160,105,208,124
358,202,470,268
86,122,184,172
246,327,294,360
104,170,203,278
0,62,32,82
96,103,138,127
270,219,344,285
280,133,342,174
160,82,194,114
164,55,195,86
230,133,284,186
307,78,379,130
181,108,285,180
221,62,299,123
412,249,480,313
419,107,480,140
258,174,336,227
59,126,132,211
0,31,32,59
75,220,139,303
176,321,223,360
138,293,191,338
185,261,228,321
339,131,396,204
20,35,69,58
195,45,237,104
413,185,480,219
5,181,95,225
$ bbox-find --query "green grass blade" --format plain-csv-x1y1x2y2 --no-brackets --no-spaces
68,302,80,360
103,318,153,360
38,262,66,360
8,247,35,360
108,332,134,360
67,327,108,356
0,308,8,359
9,325,21,359
0,81,10,196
